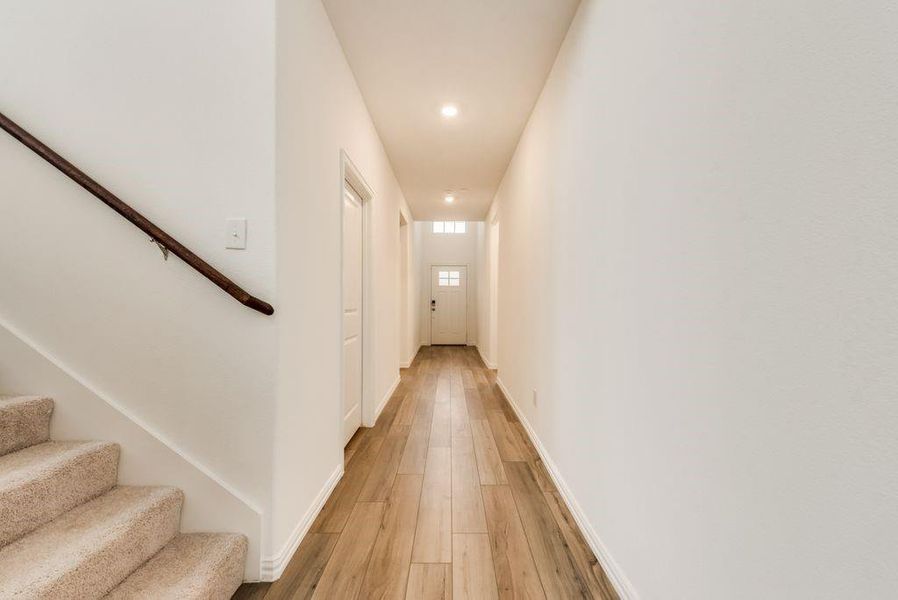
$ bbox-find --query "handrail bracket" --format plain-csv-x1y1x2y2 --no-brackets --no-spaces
150,238,170,261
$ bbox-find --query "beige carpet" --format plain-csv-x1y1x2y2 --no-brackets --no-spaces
0,395,246,599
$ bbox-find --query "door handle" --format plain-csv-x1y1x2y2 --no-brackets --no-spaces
431,299,436,312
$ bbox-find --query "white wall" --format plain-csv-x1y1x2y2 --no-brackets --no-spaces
0,0,276,577
486,0,898,598
0,324,262,576
271,0,412,577
0,0,415,581
417,222,480,346
475,219,499,367
399,215,421,366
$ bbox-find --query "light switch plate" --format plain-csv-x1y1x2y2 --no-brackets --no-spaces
226,218,247,249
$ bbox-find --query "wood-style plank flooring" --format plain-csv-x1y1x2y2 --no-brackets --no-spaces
234,346,618,600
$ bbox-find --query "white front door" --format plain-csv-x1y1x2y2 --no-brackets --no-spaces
342,187,363,444
431,266,467,345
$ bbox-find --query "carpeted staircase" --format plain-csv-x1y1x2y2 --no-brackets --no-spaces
0,395,247,599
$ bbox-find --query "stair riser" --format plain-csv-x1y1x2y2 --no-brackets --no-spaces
0,397,53,456
104,534,248,600
0,444,119,546
13,491,183,600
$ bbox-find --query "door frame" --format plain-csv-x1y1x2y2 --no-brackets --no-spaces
488,215,499,368
429,263,469,346
340,150,376,434
399,211,411,366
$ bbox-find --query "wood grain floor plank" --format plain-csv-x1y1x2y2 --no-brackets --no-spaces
471,419,508,485
232,582,270,600
435,372,451,404
398,414,432,475
482,485,546,600
477,384,502,411
257,348,614,600
450,368,465,400
411,447,452,562
312,502,385,599
451,383,472,439
461,369,476,390
451,434,487,533
486,409,526,461
452,534,499,600
544,490,620,600
389,393,418,437
359,433,409,502
344,428,368,467
371,391,406,436
313,433,385,532
261,533,339,600
358,474,424,599
464,386,487,420
398,382,436,474
505,462,590,598
406,564,452,600
429,402,452,448
510,421,554,492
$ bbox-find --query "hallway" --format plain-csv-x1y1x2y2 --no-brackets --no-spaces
237,346,617,599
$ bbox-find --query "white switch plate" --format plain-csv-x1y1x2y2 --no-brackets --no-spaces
226,218,246,249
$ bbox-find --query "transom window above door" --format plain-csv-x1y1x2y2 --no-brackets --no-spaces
433,221,466,234
438,270,461,286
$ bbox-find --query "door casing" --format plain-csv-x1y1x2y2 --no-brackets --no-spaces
340,151,376,443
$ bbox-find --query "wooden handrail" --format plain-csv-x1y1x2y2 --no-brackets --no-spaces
0,111,274,316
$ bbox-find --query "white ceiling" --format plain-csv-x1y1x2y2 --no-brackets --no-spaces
322,0,581,221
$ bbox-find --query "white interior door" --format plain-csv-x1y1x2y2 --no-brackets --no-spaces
431,266,467,345
342,187,363,444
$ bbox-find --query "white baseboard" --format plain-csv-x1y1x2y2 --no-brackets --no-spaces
260,463,343,581
476,345,496,369
375,374,401,422
495,377,639,600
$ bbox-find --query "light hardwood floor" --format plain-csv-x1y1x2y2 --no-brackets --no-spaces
234,346,618,600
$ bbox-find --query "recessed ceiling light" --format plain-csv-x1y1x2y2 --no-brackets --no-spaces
445,195,455,204
441,104,459,118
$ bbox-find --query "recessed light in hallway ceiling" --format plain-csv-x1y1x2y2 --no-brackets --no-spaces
445,194,455,204
322,0,582,220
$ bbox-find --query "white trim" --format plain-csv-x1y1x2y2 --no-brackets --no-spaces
400,344,423,369
260,463,343,581
476,345,496,369
495,377,639,600
374,374,402,423
0,315,263,517
340,150,377,431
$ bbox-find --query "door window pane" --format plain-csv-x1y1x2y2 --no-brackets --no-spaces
433,221,444,233
455,222,466,233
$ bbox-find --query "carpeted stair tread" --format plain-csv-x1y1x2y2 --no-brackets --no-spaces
0,485,183,600
0,395,53,456
0,441,119,546
104,533,248,600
